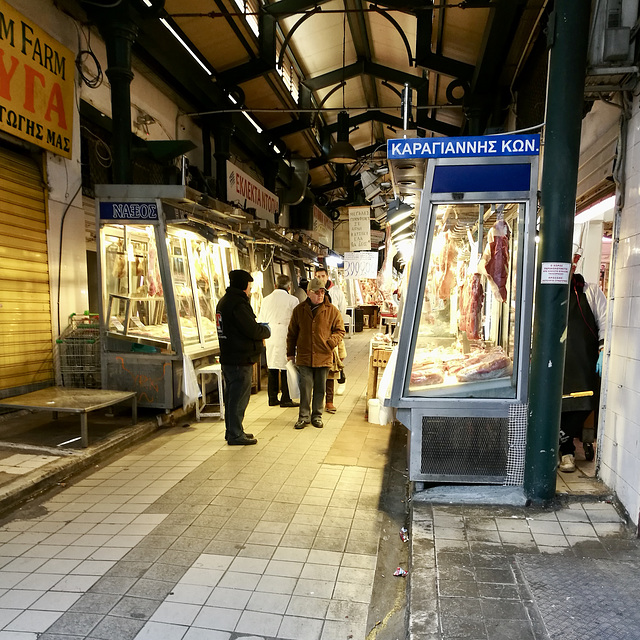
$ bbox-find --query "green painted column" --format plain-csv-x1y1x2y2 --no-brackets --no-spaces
524,0,592,503
96,6,138,185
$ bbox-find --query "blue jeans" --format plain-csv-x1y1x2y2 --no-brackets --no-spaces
221,364,253,441
298,366,328,422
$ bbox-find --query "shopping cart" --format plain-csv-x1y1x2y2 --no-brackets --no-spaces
55,313,102,389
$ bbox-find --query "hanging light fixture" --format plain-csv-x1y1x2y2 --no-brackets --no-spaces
327,12,357,164
328,112,358,164
387,198,414,224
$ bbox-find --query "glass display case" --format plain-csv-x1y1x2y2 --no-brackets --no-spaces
102,225,232,350
407,203,523,400
96,185,241,409
388,140,540,485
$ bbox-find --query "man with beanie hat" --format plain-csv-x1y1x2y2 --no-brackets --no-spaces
216,270,270,445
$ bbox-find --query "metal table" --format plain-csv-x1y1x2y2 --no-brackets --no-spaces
0,387,137,448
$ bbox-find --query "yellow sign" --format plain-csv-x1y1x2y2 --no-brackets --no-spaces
0,0,74,158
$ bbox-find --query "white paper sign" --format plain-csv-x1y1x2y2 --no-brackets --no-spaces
344,251,378,279
540,262,572,284
349,206,371,251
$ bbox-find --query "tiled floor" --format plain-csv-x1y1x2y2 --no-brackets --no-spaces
0,327,618,640
409,500,640,640
0,330,394,640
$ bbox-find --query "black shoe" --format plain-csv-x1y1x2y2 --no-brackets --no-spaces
227,435,257,445
584,442,595,461
268,399,280,406
311,418,323,428
280,400,299,408
294,419,308,429
225,432,253,441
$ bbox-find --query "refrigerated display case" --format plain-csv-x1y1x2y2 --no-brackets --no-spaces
388,137,540,485
96,185,241,409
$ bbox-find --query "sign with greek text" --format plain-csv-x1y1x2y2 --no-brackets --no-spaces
311,205,332,248
227,161,279,222
348,206,371,251
0,0,74,158
387,134,540,160
540,262,572,284
99,201,159,221
344,251,378,279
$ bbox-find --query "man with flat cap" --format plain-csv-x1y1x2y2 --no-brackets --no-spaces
287,277,345,429
216,270,270,445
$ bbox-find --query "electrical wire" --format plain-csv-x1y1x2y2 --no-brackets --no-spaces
81,126,112,168
74,22,103,88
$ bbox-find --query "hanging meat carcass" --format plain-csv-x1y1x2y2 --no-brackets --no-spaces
479,219,511,302
459,273,484,339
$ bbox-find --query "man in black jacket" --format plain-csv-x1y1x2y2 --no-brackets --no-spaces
216,270,270,445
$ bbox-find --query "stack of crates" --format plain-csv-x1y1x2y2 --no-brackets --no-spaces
56,313,101,388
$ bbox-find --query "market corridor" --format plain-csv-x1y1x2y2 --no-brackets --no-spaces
0,331,406,640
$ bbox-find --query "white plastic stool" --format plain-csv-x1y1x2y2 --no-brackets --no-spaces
195,363,224,421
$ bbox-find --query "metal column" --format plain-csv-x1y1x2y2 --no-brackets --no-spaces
524,0,592,503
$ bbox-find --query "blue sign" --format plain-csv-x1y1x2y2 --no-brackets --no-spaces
100,201,159,221
387,134,540,159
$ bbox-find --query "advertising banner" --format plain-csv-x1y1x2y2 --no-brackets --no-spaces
0,0,74,158
226,161,279,222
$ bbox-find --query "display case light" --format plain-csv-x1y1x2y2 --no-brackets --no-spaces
391,218,414,236
388,206,414,225
393,230,414,243
218,234,232,248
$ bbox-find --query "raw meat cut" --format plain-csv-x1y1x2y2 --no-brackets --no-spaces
456,350,512,382
410,368,445,386
431,231,458,300
459,273,483,339
480,219,510,302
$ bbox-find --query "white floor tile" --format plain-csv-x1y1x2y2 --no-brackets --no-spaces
5,609,62,632
151,602,201,626
192,606,241,632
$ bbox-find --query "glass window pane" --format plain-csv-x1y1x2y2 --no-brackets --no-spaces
103,224,170,346
407,203,522,398
167,232,198,346
191,237,218,344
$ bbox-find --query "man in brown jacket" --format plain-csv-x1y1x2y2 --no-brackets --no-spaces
287,277,345,429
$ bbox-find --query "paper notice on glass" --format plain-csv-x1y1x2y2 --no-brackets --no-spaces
540,262,572,284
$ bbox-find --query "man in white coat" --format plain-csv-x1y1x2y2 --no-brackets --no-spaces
259,274,300,407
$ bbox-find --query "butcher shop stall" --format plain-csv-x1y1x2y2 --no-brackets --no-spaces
387,135,540,485
95,185,248,409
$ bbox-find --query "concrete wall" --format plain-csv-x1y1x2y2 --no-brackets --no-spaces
597,94,640,526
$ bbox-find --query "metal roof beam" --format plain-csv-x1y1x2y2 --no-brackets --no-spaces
304,59,427,91
464,0,528,133
346,0,383,140
264,0,333,18
414,9,475,80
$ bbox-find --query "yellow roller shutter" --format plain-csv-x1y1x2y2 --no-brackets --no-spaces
0,146,54,394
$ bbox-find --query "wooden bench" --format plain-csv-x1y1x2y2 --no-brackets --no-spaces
0,387,137,448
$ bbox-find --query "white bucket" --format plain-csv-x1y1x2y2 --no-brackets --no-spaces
367,398,380,424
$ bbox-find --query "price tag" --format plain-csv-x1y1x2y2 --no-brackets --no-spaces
110,316,125,332
344,251,378,279
130,317,145,328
